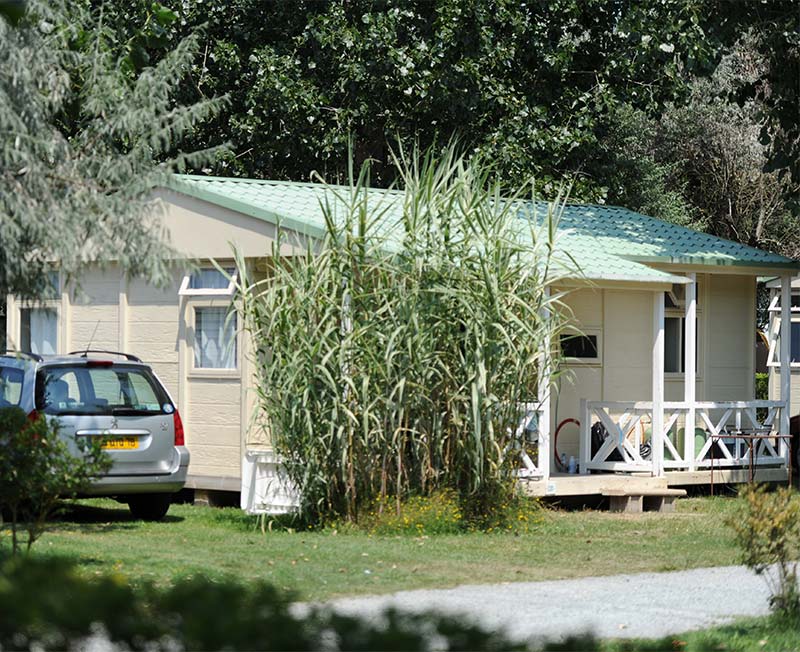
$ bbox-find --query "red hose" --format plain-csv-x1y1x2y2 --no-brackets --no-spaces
554,418,580,472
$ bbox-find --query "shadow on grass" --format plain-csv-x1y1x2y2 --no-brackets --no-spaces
43,500,184,532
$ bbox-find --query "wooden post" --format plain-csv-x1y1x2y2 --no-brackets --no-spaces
538,287,551,480
684,274,696,472
780,275,792,462
652,291,665,476
579,399,590,474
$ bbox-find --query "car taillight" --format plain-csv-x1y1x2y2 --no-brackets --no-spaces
86,360,114,368
173,410,185,446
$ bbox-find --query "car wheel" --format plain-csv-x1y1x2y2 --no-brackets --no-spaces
127,493,172,521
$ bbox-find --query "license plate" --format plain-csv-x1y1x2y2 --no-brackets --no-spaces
101,436,139,450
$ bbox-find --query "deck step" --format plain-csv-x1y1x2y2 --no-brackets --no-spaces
601,488,687,514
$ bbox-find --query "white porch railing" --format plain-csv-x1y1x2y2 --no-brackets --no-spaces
579,401,656,473
580,399,789,475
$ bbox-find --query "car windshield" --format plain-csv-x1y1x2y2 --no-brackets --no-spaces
36,364,168,416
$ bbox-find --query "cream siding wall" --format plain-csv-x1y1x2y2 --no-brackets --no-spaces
68,267,120,353
704,274,755,402
153,189,309,260
551,288,602,458
183,377,242,481
769,371,800,417
602,289,653,403
125,272,182,406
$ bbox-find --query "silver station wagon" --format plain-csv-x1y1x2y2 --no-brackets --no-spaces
0,350,189,520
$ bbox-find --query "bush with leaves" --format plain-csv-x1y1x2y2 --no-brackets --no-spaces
0,556,524,651
729,484,800,621
0,408,111,554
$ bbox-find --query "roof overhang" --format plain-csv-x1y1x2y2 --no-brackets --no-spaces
631,258,800,276
554,276,684,292
765,276,800,289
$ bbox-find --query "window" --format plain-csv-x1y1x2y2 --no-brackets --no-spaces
20,308,57,355
560,333,598,360
560,329,601,364
0,366,24,406
664,316,699,374
36,365,167,415
791,322,800,363
179,267,236,296
194,307,237,369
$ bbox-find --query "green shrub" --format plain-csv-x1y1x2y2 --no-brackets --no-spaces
0,556,524,651
234,146,573,525
336,487,544,536
355,490,464,535
755,372,769,401
728,484,800,621
462,485,545,535
0,408,111,554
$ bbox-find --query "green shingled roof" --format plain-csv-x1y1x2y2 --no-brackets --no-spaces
168,175,798,284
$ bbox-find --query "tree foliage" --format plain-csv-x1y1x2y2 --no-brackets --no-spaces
91,1,797,255
0,0,224,300
602,38,799,258
98,0,736,196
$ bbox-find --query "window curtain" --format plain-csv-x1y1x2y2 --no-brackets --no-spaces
189,269,232,290
23,308,57,355
195,307,236,368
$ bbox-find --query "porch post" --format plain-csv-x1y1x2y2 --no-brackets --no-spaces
780,274,792,461
684,273,697,472
652,291,665,476
538,287,551,480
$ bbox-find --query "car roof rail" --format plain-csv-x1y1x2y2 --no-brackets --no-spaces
0,350,43,362
68,349,143,363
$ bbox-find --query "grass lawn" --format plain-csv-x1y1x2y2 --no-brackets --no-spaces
0,494,745,602
601,616,800,652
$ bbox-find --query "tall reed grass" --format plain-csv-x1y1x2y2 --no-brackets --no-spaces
234,147,575,523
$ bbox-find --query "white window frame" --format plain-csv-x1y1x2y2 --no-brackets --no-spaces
185,299,240,378
178,267,237,298
766,290,800,368
560,328,602,366
663,312,702,378
766,316,800,369
663,284,703,380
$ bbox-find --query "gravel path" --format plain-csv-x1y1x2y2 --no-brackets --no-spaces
319,566,772,644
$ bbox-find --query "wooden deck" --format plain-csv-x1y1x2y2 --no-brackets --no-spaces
520,467,790,497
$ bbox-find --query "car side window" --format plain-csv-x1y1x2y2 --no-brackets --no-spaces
43,370,82,410
0,367,24,405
